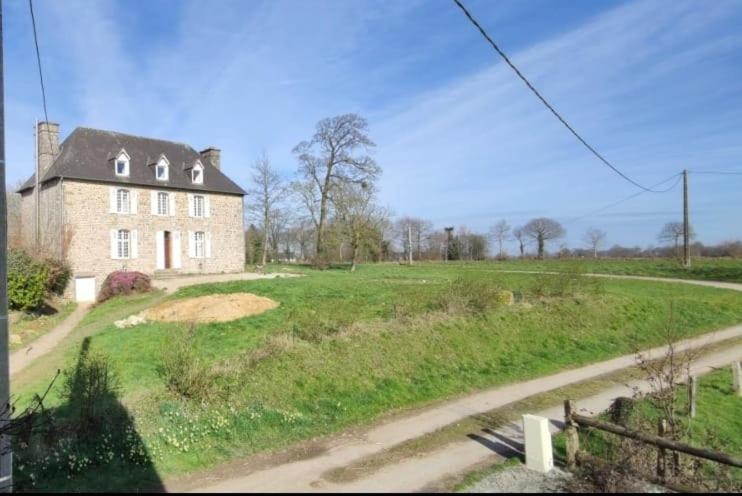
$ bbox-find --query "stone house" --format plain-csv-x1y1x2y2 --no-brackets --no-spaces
18,122,246,302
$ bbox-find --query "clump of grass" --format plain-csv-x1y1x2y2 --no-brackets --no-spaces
527,266,604,298
158,325,216,401
439,276,506,314
289,319,344,343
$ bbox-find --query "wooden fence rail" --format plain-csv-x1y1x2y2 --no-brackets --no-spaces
563,400,742,469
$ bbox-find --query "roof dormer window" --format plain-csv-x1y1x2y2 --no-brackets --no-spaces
192,161,204,184
115,150,130,177
156,155,169,181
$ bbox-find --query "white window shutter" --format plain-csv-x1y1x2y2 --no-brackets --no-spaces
187,194,194,217
109,187,116,213
131,230,139,259
131,191,138,214
204,196,211,218
155,231,165,269
188,230,195,258
110,229,118,259
205,232,212,258
172,231,182,268
151,191,157,215
169,192,176,216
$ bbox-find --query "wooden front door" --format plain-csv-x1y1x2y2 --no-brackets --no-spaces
164,231,172,269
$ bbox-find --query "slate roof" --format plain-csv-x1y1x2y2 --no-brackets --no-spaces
18,127,246,195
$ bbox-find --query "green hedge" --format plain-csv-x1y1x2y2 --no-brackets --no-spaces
8,250,71,311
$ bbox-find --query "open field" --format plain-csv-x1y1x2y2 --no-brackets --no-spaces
468,257,742,283
11,263,742,491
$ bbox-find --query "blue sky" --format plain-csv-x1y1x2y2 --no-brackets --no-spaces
5,0,742,252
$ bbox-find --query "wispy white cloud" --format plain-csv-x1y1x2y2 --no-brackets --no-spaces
371,0,742,249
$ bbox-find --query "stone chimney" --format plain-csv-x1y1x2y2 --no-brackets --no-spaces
37,121,60,178
199,147,221,171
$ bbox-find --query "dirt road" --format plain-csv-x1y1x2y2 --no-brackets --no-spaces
495,269,742,292
9,303,91,377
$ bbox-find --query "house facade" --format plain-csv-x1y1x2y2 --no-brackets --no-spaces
18,122,246,301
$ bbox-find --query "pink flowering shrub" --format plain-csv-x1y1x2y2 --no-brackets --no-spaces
98,270,152,302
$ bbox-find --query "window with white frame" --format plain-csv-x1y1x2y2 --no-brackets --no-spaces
157,192,169,215
117,229,130,259
193,194,205,217
116,189,131,213
156,156,169,181
191,162,204,184
194,231,205,258
115,151,130,177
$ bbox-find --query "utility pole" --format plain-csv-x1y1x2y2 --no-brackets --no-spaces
0,0,13,490
444,226,454,263
683,169,691,268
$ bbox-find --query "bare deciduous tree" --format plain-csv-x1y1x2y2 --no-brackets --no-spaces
268,207,290,262
583,227,607,258
523,217,565,259
247,154,285,267
395,217,434,261
293,114,380,265
658,222,695,259
288,219,314,262
333,183,388,272
512,226,527,258
489,220,511,259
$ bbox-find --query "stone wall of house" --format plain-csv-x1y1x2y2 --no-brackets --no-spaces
63,180,245,298
19,190,34,249
18,179,64,259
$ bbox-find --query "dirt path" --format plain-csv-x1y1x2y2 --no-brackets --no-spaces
179,323,742,493
494,269,742,292
9,303,92,377
151,271,298,294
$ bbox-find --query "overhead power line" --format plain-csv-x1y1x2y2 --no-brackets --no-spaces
29,0,49,124
451,0,661,193
689,170,742,176
564,172,682,225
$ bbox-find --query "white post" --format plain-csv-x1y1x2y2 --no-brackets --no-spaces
522,414,553,473
733,361,742,397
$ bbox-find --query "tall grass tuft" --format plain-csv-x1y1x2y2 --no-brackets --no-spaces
158,324,215,401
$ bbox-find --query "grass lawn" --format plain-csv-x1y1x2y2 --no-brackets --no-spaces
9,301,76,352
11,263,742,491
472,257,742,283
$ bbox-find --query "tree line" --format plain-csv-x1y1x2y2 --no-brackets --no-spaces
244,113,740,267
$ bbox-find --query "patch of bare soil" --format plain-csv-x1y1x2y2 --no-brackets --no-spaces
144,293,279,323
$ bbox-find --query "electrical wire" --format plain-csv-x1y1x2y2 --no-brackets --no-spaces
451,0,663,193
29,0,49,124
564,172,682,225
689,170,742,176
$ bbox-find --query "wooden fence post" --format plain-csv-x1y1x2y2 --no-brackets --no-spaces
733,361,742,397
564,399,579,470
657,419,667,482
688,375,697,419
